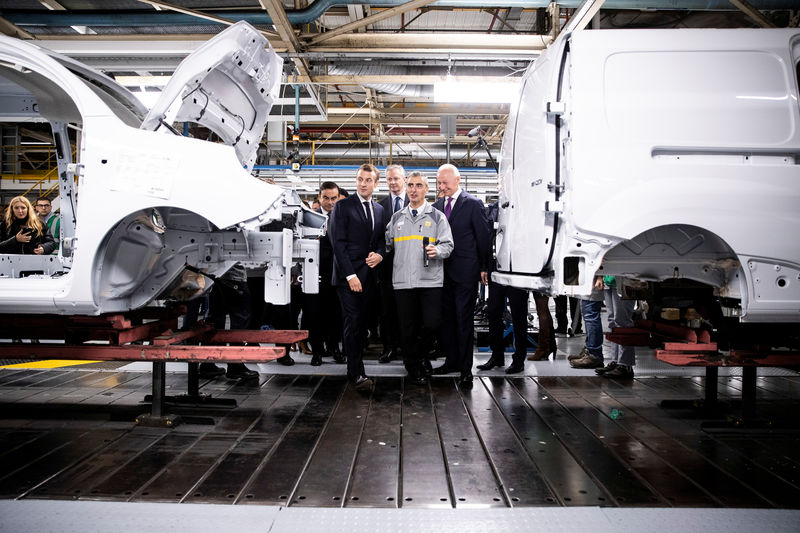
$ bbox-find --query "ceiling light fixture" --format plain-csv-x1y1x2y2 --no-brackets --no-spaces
433,80,520,104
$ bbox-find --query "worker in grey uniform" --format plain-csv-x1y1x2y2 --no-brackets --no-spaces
385,172,454,385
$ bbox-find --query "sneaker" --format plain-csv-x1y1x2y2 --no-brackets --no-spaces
568,347,590,361
595,361,618,375
603,364,634,379
554,328,568,338
569,353,604,369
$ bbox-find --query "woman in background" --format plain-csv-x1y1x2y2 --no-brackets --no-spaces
0,196,56,255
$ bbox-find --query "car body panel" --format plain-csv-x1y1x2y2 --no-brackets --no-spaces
0,22,322,316
495,28,800,323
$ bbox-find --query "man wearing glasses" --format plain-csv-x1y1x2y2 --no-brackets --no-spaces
34,198,60,253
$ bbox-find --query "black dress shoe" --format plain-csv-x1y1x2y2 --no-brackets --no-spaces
277,354,295,366
432,364,457,375
476,357,504,371
421,359,433,376
378,348,395,364
310,353,323,366
198,363,225,379
408,373,428,386
352,375,373,390
458,373,474,389
225,363,258,380
505,362,525,374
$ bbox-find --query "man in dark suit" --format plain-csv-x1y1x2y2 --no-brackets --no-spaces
306,181,344,366
431,163,491,388
330,164,385,388
377,164,409,363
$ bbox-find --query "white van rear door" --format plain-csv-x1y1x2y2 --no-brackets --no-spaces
142,21,283,171
494,39,563,279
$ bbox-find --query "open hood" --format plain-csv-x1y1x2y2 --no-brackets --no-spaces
141,21,283,170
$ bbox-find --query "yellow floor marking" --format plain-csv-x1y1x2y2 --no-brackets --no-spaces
1,360,100,369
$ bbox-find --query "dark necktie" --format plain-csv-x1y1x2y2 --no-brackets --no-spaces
363,201,373,229
444,197,453,219
394,196,402,213
411,209,418,217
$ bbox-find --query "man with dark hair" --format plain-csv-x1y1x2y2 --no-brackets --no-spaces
386,172,452,384
377,164,409,363
431,164,491,388
306,180,344,365
329,164,385,388
35,197,60,254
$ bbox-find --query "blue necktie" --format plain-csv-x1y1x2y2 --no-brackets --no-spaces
394,196,402,213
412,209,418,217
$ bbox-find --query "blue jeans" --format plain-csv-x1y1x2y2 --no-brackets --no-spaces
580,299,603,359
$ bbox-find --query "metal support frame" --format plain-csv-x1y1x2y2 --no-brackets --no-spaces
608,320,799,428
0,309,308,428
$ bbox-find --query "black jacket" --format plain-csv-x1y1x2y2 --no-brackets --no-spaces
0,219,56,255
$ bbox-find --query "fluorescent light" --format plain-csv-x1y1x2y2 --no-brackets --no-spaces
434,81,519,104
115,75,171,87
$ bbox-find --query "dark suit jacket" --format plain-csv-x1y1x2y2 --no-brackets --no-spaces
316,207,335,284
433,191,491,284
378,193,409,281
329,194,385,287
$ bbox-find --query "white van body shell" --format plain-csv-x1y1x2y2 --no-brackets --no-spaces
0,22,322,315
494,28,800,323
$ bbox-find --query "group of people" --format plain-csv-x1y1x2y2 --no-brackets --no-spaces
321,162,490,389
0,172,636,385
306,162,637,387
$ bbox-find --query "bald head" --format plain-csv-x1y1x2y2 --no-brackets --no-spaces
436,163,461,198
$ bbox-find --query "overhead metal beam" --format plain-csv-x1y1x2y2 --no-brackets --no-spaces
303,116,506,126
258,0,327,122
327,104,510,115
303,32,552,52
32,32,547,57
0,17,34,40
294,74,522,85
561,0,606,34
729,0,777,27
309,0,438,46
133,0,278,38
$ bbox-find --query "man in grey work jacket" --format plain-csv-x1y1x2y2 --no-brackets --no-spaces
385,172,454,385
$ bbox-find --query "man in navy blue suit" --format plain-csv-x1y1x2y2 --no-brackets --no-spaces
377,164,409,363
431,164,491,388
329,163,385,388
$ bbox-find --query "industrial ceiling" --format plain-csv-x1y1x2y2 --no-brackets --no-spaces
0,0,797,176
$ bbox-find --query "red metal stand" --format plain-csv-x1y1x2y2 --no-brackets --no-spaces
606,319,800,428
0,308,308,427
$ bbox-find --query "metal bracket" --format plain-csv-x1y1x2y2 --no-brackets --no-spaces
545,200,564,213
546,101,566,116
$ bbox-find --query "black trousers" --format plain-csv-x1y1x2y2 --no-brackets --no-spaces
304,281,343,354
209,279,251,331
379,279,400,350
338,281,375,379
441,277,478,375
395,287,442,375
554,295,582,332
486,280,529,361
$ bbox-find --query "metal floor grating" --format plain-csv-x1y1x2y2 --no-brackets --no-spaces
1,357,799,513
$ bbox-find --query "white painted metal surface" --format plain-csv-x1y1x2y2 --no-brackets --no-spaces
0,22,323,315
495,28,800,322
